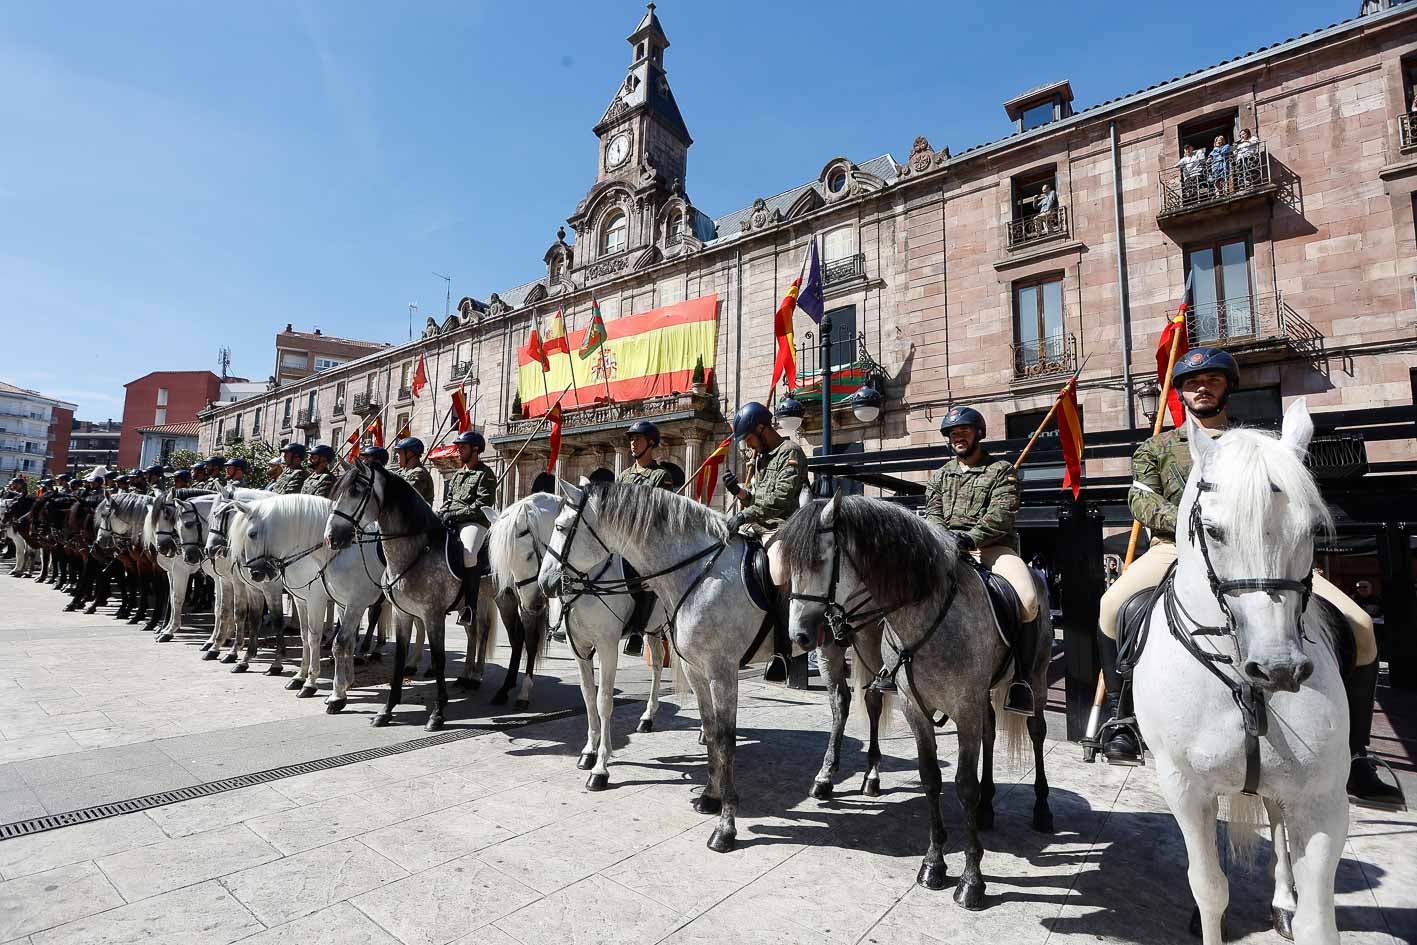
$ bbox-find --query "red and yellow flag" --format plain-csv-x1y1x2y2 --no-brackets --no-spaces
694,434,734,505
545,403,564,472
524,328,549,372
345,428,362,461
411,354,429,398
544,310,570,357
1056,376,1085,499
449,387,471,433
771,279,801,393
1157,310,1189,427
369,416,384,448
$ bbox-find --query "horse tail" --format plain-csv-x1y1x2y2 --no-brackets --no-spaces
992,687,1028,772
1220,792,1266,868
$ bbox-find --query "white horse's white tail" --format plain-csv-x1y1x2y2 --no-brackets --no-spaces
991,687,1028,772
1219,792,1267,867
850,655,895,737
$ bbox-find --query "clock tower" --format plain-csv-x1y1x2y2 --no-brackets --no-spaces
592,3,691,186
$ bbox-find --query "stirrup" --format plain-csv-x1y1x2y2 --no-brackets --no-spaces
763,654,788,683
1097,716,1145,767
1349,753,1408,813
1003,681,1034,716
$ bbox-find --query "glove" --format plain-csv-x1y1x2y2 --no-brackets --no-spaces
439,511,457,528
952,531,975,551
721,469,741,496
725,512,746,534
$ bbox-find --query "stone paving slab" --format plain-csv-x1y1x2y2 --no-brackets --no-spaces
0,562,1414,944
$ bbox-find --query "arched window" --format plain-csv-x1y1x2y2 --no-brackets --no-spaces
549,257,562,284
666,211,683,244
601,211,627,256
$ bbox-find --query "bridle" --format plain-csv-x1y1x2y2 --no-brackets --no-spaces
1159,476,1316,796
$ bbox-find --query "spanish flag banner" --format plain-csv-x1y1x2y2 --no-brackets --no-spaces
517,295,719,416
1057,376,1084,499
544,310,570,357
345,428,362,461
546,403,565,472
449,387,471,434
694,434,734,504
368,416,384,448
771,278,800,393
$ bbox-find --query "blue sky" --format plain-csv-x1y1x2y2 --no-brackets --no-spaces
1,0,1351,418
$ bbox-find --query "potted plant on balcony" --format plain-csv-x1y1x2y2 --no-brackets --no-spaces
511,392,523,419
691,356,707,396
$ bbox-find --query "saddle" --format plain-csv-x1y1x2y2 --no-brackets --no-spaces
976,563,1020,649
738,536,791,680
1116,580,1171,677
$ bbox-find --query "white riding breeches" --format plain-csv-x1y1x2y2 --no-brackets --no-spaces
460,524,489,567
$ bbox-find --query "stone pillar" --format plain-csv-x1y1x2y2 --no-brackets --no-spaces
511,458,522,504
614,446,626,477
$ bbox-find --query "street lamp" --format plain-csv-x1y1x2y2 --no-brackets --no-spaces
774,395,805,434
1136,380,1162,425
850,379,883,423
818,312,834,494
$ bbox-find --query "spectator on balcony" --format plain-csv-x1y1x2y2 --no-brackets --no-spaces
1176,143,1206,202
1020,184,1059,234
1234,128,1261,186
1207,134,1232,194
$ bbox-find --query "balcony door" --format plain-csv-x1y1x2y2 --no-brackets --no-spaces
1186,238,1253,342
1013,276,1065,371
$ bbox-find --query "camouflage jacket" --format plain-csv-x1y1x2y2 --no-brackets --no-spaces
300,470,336,498
618,461,671,489
440,462,496,529
924,453,1020,552
739,438,808,538
398,463,436,505
1129,425,1222,541
271,466,309,495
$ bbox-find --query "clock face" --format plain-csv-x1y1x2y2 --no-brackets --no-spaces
606,132,631,169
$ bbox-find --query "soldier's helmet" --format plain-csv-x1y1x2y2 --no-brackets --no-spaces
626,420,660,447
308,444,336,462
224,457,250,472
363,447,389,467
731,402,773,440
173,469,192,483
144,463,165,476
939,405,987,438
280,442,307,458
205,455,226,468
394,437,425,456
453,430,486,451
1171,347,1239,390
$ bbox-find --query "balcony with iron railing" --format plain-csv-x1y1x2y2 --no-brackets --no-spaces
1158,142,1275,221
222,429,241,445
1184,293,1324,362
451,361,474,382
823,253,866,288
1005,206,1069,251
1401,113,1417,153
332,399,346,417
296,408,320,429
397,385,413,403
1011,332,1078,381
497,391,721,441
353,392,381,416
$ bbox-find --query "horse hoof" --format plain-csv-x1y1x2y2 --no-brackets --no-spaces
265,665,284,677
298,685,318,699
425,716,444,732
230,663,248,674
1272,906,1294,942
514,699,529,711
220,653,238,664
325,699,346,714
692,795,722,816
586,773,609,792
863,778,881,797
636,719,654,734
155,631,174,643
1032,808,1055,834
203,649,219,661
199,641,212,651
371,712,392,728
977,808,996,832
810,780,833,801
706,828,736,854
916,861,948,891
285,678,303,691
953,879,986,911
577,752,597,771
490,691,509,706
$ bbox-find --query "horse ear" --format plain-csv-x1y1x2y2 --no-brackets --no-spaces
560,479,584,505
1185,414,1215,466
820,488,842,528
797,485,812,509
1280,398,1313,458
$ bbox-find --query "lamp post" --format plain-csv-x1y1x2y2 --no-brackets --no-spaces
1136,380,1162,426
774,395,805,435
818,311,833,495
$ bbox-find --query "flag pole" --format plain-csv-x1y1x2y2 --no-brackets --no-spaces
1012,354,1091,470
498,383,573,485
677,432,731,496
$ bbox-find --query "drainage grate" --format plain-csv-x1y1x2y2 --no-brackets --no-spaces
0,702,592,841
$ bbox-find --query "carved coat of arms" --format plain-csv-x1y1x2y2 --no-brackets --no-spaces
591,347,619,383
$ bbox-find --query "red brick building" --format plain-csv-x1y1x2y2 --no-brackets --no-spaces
118,372,221,469
46,406,73,475
275,325,389,385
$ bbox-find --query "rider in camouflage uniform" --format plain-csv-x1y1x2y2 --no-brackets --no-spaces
143,464,168,492
223,457,249,486
439,431,496,626
204,456,227,488
393,437,436,505
271,443,310,495
1096,348,1399,809
722,401,808,541
190,463,210,487
300,445,337,498
617,420,674,655
923,406,1041,714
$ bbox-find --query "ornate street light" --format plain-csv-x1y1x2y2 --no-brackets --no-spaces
850,380,883,423
1136,380,1162,424
774,395,805,435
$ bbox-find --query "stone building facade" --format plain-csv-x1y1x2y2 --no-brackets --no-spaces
199,2,1417,506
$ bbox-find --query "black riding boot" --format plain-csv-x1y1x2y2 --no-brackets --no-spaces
623,591,656,655
458,575,479,628
1345,660,1406,810
1004,614,1041,715
1098,631,1142,764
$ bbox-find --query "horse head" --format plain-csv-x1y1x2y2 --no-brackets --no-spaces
326,459,378,551
151,490,182,558
1180,400,1328,694
240,502,278,583
490,492,560,617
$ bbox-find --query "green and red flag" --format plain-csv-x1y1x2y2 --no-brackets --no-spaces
579,301,608,360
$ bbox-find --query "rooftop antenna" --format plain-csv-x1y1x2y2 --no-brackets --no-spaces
433,271,452,318
217,346,231,382
408,303,418,342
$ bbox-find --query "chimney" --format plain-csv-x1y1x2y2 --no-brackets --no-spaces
314,328,322,336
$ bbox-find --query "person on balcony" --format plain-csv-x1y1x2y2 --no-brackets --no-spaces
1020,183,1058,234
1176,143,1206,202
1234,128,1261,186
1207,134,1232,195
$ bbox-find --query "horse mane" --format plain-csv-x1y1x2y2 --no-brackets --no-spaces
169,488,215,502
589,480,727,544
249,494,334,547
1198,427,1333,575
777,495,961,609
372,464,441,533
488,492,560,592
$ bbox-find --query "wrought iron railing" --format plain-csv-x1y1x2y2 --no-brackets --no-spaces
1158,142,1271,216
397,386,412,402
451,361,474,382
823,253,866,287
1005,206,1069,250
665,232,683,248
279,413,293,431
1401,113,1417,152
222,429,241,445
296,408,319,428
501,391,717,439
1185,293,1324,359
1011,333,1077,381
353,392,381,415
332,399,346,417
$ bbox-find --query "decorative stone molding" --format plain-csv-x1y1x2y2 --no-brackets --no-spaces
740,197,783,233
897,135,949,177
421,316,440,339
586,256,629,279
486,293,511,317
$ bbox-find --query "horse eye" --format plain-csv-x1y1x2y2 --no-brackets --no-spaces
247,529,258,539
1204,523,1225,542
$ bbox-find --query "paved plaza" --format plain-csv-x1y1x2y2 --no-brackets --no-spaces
0,565,1412,945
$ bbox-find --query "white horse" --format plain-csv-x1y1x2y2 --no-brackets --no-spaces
490,491,670,791
1,495,37,576
147,489,218,643
1134,402,1348,945
235,493,386,712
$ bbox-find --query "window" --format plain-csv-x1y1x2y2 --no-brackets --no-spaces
161,438,176,462
252,408,262,436
1185,238,1254,341
550,257,562,283
822,226,855,263
1178,111,1238,157
216,420,224,442
399,363,411,388
282,398,293,426
331,427,342,450
234,414,243,438
1021,100,1057,131
823,305,857,370
666,212,684,243
154,407,167,425
1012,167,1058,222
601,211,627,256
314,357,343,372
455,341,471,364
156,388,169,407
1013,275,1066,368
1006,409,1073,484
827,170,848,194
306,391,317,416
334,381,346,411
280,351,308,370
1403,57,1417,111
1228,386,1282,427
396,412,410,438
